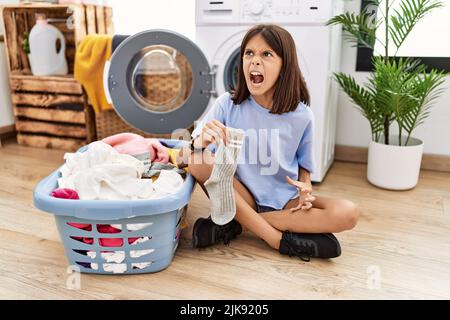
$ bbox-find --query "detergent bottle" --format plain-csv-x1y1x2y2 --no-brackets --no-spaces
28,14,68,76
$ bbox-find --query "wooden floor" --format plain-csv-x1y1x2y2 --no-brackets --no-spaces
1,139,449,300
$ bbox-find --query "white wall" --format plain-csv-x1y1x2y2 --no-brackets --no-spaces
106,0,195,41
374,0,450,57
337,0,450,156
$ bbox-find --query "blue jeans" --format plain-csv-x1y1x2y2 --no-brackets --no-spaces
255,203,278,213
255,195,299,213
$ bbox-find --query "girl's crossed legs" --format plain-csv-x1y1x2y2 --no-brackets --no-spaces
188,149,360,250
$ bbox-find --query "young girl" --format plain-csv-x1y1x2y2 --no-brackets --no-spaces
178,24,359,261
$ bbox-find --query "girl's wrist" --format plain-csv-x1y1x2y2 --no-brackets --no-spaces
191,136,207,151
299,169,311,182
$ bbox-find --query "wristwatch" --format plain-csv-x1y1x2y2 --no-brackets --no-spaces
190,137,206,153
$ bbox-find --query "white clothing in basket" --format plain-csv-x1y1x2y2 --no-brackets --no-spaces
58,141,183,200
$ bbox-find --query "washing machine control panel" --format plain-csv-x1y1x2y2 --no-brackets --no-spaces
241,0,335,24
249,0,265,16
195,0,341,26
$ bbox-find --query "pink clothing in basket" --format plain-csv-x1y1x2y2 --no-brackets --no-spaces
102,133,169,163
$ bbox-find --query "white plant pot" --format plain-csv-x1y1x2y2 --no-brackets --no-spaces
367,135,424,190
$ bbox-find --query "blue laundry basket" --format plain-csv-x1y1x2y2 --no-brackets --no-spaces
33,139,195,274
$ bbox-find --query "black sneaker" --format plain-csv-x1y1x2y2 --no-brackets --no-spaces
192,217,242,248
279,231,341,261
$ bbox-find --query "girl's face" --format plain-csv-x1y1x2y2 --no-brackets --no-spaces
242,34,282,101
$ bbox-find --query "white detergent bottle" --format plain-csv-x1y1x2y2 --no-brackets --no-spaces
28,14,68,76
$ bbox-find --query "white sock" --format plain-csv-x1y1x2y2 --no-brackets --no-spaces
205,127,244,225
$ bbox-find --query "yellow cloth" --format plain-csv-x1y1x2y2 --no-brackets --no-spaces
180,215,189,229
74,35,113,114
148,161,189,229
166,147,190,172
166,147,189,229
166,148,179,167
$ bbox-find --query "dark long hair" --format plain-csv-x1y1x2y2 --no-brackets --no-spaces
232,24,310,114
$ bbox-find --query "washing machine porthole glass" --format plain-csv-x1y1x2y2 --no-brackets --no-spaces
128,44,194,114
223,48,240,92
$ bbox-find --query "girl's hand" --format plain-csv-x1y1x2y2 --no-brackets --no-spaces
197,119,228,148
285,176,315,212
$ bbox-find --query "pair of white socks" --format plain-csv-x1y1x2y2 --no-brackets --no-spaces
204,127,245,225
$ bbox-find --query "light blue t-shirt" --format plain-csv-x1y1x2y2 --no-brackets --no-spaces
191,92,315,209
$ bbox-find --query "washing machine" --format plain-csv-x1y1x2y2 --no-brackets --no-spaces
195,0,344,182
103,0,343,183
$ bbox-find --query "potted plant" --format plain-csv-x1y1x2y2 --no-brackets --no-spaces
328,0,447,190
22,31,31,66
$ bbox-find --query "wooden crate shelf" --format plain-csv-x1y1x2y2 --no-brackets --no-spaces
1,3,113,151
15,119,87,138
12,92,85,106
10,77,95,150
14,105,86,124
9,73,83,94
17,133,85,151
8,73,95,151
1,3,113,75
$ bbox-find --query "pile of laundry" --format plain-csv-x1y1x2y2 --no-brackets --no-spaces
50,133,187,273
53,132,186,200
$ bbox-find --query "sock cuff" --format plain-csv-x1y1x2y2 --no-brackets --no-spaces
227,127,245,140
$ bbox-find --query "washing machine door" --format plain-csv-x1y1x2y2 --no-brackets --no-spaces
105,30,213,134
223,47,240,92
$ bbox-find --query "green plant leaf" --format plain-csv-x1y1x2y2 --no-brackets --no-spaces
22,31,30,54
368,57,447,145
389,0,443,54
327,11,380,49
400,67,447,144
334,72,384,140
330,0,447,146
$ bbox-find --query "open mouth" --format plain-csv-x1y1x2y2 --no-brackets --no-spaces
250,71,264,85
